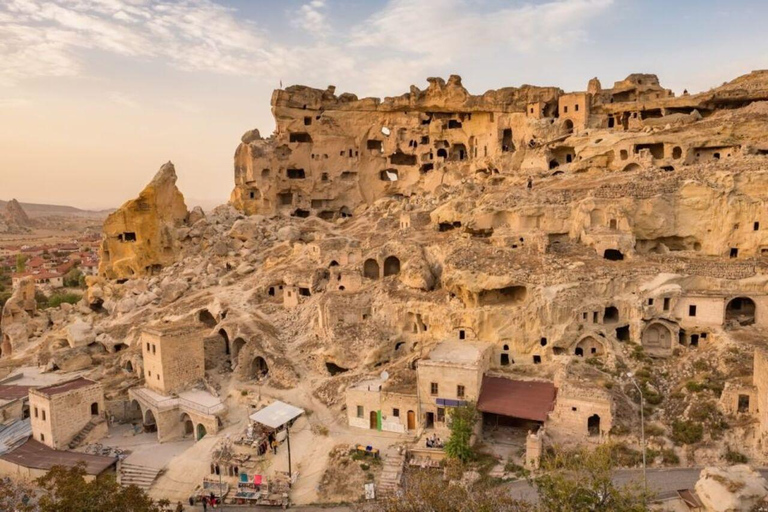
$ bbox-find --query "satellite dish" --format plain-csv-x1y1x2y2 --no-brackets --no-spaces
380,371,389,381
381,126,391,136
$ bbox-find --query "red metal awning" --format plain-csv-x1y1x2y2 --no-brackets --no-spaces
477,377,556,422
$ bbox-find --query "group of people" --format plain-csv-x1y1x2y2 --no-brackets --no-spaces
191,492,220,510
425,433,443,448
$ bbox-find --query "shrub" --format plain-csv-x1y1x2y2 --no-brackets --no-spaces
46,293,82,309
672,420,703,445
685,381,705,392
644,423,665,437
725,448,748,464
661,449,679,465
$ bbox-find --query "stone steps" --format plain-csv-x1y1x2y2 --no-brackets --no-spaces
119,463,161,491
67,418,103,450
378,452,405,496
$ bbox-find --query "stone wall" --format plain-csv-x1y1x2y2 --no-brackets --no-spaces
142,325,205,395
30,381,103,450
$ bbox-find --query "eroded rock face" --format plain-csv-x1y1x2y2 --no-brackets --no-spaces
98,162,189,279
695,465,768,511
0,199,34,233
0,277,37,357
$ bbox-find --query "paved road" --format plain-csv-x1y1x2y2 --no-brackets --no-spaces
508,467,768,504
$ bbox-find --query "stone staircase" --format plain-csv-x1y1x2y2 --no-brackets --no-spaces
67,418,104,450
378,452,405,497
119,462,161,491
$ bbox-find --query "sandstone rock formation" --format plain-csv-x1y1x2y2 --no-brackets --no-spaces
98,162,191,279
0,199,34,233
695,465,768,511
7,70,768,506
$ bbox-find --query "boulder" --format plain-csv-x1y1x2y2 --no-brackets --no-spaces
65,318,96,348
695,465,768,512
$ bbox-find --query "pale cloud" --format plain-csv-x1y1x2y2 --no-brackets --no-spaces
293,0,329,37
350,0,614,61
0,0,616,94
0,0,283,83
108,91,140,108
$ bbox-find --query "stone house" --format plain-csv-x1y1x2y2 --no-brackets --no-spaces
29,377,105,450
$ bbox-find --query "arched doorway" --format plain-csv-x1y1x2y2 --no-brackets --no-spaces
603,306,619,323
196,423,207,441
198,309,217,328
407,410,416,431
726,297,756,327
642,323,672,351
587,414,600,436
250,356,269,380
363,259,379,279
604,249,624,261
143,409,157,433
232,338,246,366
218,329,230,355
564,119,574,134
123,360,134,373
181,413,194,436
90,403,99,415
383,256,400,277
575,336,604,357
369,410,378,430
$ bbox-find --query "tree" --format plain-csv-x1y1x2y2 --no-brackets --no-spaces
533,444,651,512
444,403,478,463
16,254,27,273
370,469,532,512
36,463,172,512
63,268,84,288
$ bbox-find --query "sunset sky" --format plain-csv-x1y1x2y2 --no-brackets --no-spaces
1,0,767,210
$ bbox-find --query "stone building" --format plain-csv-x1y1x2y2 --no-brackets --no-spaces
129,323,225,443
141,323,205,395
29,377,105,450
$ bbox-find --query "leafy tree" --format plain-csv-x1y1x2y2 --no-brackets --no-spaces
371,469,532,512
36,463,172,512
63,268,84,288
16,254,27,273
533,444,651,512
444,403,478,463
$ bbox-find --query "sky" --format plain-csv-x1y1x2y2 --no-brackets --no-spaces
0,0,767,210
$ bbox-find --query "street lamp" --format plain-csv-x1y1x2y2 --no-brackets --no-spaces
626,372,647,497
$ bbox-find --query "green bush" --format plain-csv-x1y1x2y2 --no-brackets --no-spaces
46,292,82,309
672,420,703,445
685,381,705,392
725,448,748,464
661,449,679,465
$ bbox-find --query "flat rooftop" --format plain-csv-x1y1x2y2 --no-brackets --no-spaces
142,322,201,336
422,340,489,366
32,377,98,398
0,438,116,475
0,385,31,401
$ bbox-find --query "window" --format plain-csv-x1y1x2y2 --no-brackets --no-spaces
457,385,465,398
437,408,445,422
575,104,580,112
152,344,156,354
663,297,670,311
392,408,400,417
34,407,38,418
563,106,568,113
755,222,760,231
592,311,598,323
146,342,150,352
459,330,465,340
730,248,739,258
533,355,541,364
157,374,160,380
357,406,364,418
430,383,438,396
42,410,46,421
648,298,654,306
304,116,311,126
689,305,697,317
40,433,45,442
738,395,750,413
148,371,151,377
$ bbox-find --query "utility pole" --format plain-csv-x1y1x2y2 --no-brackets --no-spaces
627,373,647,499
286,424,292,488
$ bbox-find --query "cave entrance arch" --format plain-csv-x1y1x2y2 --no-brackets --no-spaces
250,356,269,380
726,297,756,327
383,256,401,277
181,413,194,436
587,414,600,436
363,259,380,279
232,338,246,366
